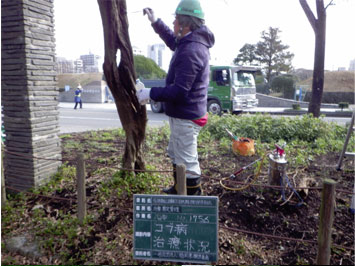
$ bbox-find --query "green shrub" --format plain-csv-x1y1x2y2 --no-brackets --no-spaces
200,113,353,166
338,102,349,111
201,113,347,145
292,104,301,110
271,75,296,99
99,164,164,199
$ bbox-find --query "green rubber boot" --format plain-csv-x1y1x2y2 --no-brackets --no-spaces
187,178,202,195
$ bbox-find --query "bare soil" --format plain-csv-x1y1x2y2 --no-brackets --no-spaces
2,131,354,265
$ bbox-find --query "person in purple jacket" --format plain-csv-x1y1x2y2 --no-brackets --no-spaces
138,0,215,195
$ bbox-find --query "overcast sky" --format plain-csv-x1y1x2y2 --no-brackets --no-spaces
54,0,355,71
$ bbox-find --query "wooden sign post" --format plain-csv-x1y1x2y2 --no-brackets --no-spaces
76,153,86,224
176,164,187,195
316,178,336,265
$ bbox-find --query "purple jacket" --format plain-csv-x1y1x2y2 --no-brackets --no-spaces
150,19,215,120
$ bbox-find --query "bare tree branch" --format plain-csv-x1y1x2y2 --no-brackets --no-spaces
325,0,335,10
299,0,317,32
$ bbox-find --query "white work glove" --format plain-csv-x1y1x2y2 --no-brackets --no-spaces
137,88,151,105
143,8,157,23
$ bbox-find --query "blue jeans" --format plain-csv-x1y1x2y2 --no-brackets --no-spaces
167,117,202,180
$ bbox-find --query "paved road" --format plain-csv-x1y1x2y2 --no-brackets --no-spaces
59,102,352,134
59,102,168,134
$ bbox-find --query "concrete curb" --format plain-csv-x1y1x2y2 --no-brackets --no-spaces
245,110,353,117
58,103,353,118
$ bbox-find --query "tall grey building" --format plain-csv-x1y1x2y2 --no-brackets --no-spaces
74,59,84,73
349,59,355,71
80,52,100,73
56,57,74,74
147,44,171,72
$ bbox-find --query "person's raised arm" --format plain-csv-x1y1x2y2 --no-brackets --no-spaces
143,8,177,51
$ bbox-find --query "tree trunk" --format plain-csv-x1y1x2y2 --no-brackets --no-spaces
97,0,147,171
309,24,326,118
300,0,327,118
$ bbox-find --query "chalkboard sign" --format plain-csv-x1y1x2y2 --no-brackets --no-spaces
133,194,218,263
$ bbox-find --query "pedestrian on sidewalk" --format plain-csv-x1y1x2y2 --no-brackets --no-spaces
74,84,83,109
138,0,215,195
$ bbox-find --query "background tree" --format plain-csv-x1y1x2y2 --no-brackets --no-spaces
300,0,334,117
98,0,147,172
233,43,257,65
271,74,297,99
255,27,294,83
134,55,166,79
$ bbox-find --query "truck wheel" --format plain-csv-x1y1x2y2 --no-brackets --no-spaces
150,101,164,113
207,100,222,115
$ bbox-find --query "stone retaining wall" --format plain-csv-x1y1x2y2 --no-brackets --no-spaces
1,0,62,191
256,93,337,109
59,81,109,103
303,91,355,104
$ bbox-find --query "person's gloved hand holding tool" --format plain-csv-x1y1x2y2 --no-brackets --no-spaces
135,80,151,105
143,8,156,23
137,88,151,105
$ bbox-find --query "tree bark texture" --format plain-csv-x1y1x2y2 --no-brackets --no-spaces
97,0,147,171
300,0,327,118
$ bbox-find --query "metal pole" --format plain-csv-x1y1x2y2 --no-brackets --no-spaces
337,111,354,170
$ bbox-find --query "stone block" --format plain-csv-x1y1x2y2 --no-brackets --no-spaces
28,76,55,81
1,64,24,70
2,69,27,76
2,78,31,85
28,27,54,36
2,58,28,64
32,59,55,65
23,9,51,21
23,1,52,13
27,0,53,8
26,64,54,71
2,0,61,192
26,31,53,41
31,70,56,76
2,25,23,33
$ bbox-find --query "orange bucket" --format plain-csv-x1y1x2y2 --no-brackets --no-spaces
232,138,255,156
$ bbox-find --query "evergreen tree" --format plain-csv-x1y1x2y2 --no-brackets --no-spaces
255,27,294,83
234,27,294,83
134,55,166,79
233,43,257,65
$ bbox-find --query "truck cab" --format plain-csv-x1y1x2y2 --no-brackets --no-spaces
207,65,258,115
149,65,259,114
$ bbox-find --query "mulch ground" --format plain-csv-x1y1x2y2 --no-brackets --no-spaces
2,132,354,265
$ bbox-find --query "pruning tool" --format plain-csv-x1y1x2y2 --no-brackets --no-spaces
230,158,262,179
225,128,239,141
130,8,152,15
